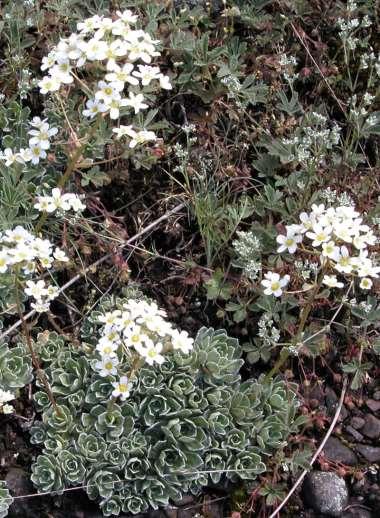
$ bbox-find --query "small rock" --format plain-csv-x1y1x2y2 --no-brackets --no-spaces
356,445,380,463
342,508,372,518
345,425,364,442
303,471,349,517
373,391,380,401
326,387,348,421
351,416,365,430
5,468,35,517
323,437,358,466
361,415,380,439
172,495,195,507
366,399,380,412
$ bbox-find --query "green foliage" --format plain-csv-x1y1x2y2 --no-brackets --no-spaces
30,301,302,515
0,342,33,391
0,482,13,518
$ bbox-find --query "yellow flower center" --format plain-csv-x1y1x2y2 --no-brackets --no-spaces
271,281,280,291
105,362,113,370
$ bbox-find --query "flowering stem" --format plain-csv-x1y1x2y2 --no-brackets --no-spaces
14,273,60,415
35,116,101,233
265,268,326,381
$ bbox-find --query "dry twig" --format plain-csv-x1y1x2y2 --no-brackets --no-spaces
268,377,348,518
0,202,186,342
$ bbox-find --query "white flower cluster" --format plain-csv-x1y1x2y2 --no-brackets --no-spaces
233,230,262,281
94,299,194,400
360,50,380,76
282,112,340,166
0,117,57,167
337,2,372,50
0,226,69,312
279,54,298,82
0,389,15,415
257,314,280,347
38,10,171,148
273,203,379,293
34,187,85,214
320,187,354,207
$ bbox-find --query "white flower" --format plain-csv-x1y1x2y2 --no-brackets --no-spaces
32,238,52,258
322,274,344,288
159,74,172,90
321,241,341,262
34,196,53,213
116,9,138,24
53,248,69,262
96,339,119,357
0,148,23,166
9,244,35,263
4,226,32,244
126,40,155,63
132,64,161,85
334,246,353,273
28,122,58,149
0,251,9,273
170,329,194,354
125,92,148,114
50,60,73,84
138,341,165,366
105,96,128,120
38,75,60,94
111,376,131,401
77,15,103,34
93,17,114,40
99,310,122,326
357,259,380,278
0,389,15,405
46,285,59,300
30,117,47,129
105,63,139,88
2,404,15,414
123,324,149,349
276,231,302,254
17,148,33,162
306,224,332,247
104,39,128,70
299,211,315,232
82,98,108,118
39,256,54,269
95,80,123,103
41,52,57,71
261,272,290,297
24,279,47,300
334,223,354,243
67,195,86,212
81,38,108,61
31,301,50,313
360,277,373,290
112,125,135,140
95,356,119,377
128,129,156,148
29,143,47,165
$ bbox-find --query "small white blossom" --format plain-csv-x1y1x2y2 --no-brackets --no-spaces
261,272,290,297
